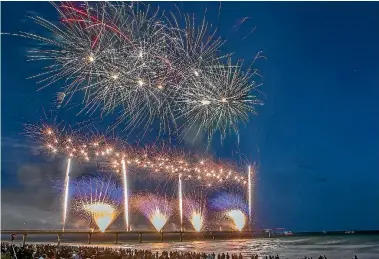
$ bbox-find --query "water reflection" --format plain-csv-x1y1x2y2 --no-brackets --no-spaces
10,236,379,259
120,236,379,259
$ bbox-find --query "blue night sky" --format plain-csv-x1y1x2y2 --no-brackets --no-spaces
1,2,379,232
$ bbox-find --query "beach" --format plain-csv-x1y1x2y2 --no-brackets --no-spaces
5,235,379,259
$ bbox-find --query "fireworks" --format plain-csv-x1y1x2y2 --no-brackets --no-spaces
62,158,72,230
184,198,206,232
150,209,169,232
11,2,263,142
226,209,246,231
71,174,123,232
121,159,129,231
27,121,255,232
133,194,172,232
26,122,248,187
211,193,248,213
178,174,184,231
9,1,261,233
211,193,248,231
176,57,263,142
84,202,118,232
190,211,204,232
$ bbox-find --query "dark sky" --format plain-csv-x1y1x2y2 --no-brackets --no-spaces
2,2,379,232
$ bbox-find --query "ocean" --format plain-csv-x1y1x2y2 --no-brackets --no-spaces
7,235,379,259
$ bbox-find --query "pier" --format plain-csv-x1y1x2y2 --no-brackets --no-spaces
3,229,374,246
1,230,261,245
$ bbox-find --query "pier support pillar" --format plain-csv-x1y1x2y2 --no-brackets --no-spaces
180,232,183,242
88,233,92,245
57,234,61,246
115,233,119,244
160,232,163,242
139,233,142,243
22,234,27,246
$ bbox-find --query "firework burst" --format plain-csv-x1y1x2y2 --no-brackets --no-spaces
132,194,173,232
184,197,206,232
176,57,263,142
84,202,118,232
71,174,123,232
26,122,248,187
211,192,248,231
226,209,246,231
9,2,263,143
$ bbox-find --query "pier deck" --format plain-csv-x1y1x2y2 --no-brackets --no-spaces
1,230,257,245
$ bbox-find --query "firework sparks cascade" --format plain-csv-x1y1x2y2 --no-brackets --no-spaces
133,194,173,232
70,174,123,232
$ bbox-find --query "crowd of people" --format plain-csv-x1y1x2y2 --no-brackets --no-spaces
1,243,359,259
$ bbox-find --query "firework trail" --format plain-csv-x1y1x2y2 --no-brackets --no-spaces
132,194,173,232
121,159,129,231
9,2,263,143
178,174,183,231
248,165,253,230
62,158,71,231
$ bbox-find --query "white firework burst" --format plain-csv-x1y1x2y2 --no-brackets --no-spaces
6,1,263,143
176,57,264,142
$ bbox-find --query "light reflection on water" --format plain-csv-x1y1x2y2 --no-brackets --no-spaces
119,237,379,258
13,236,379,259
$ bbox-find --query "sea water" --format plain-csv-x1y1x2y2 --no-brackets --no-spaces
7,235,379,259
121,236,379,259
